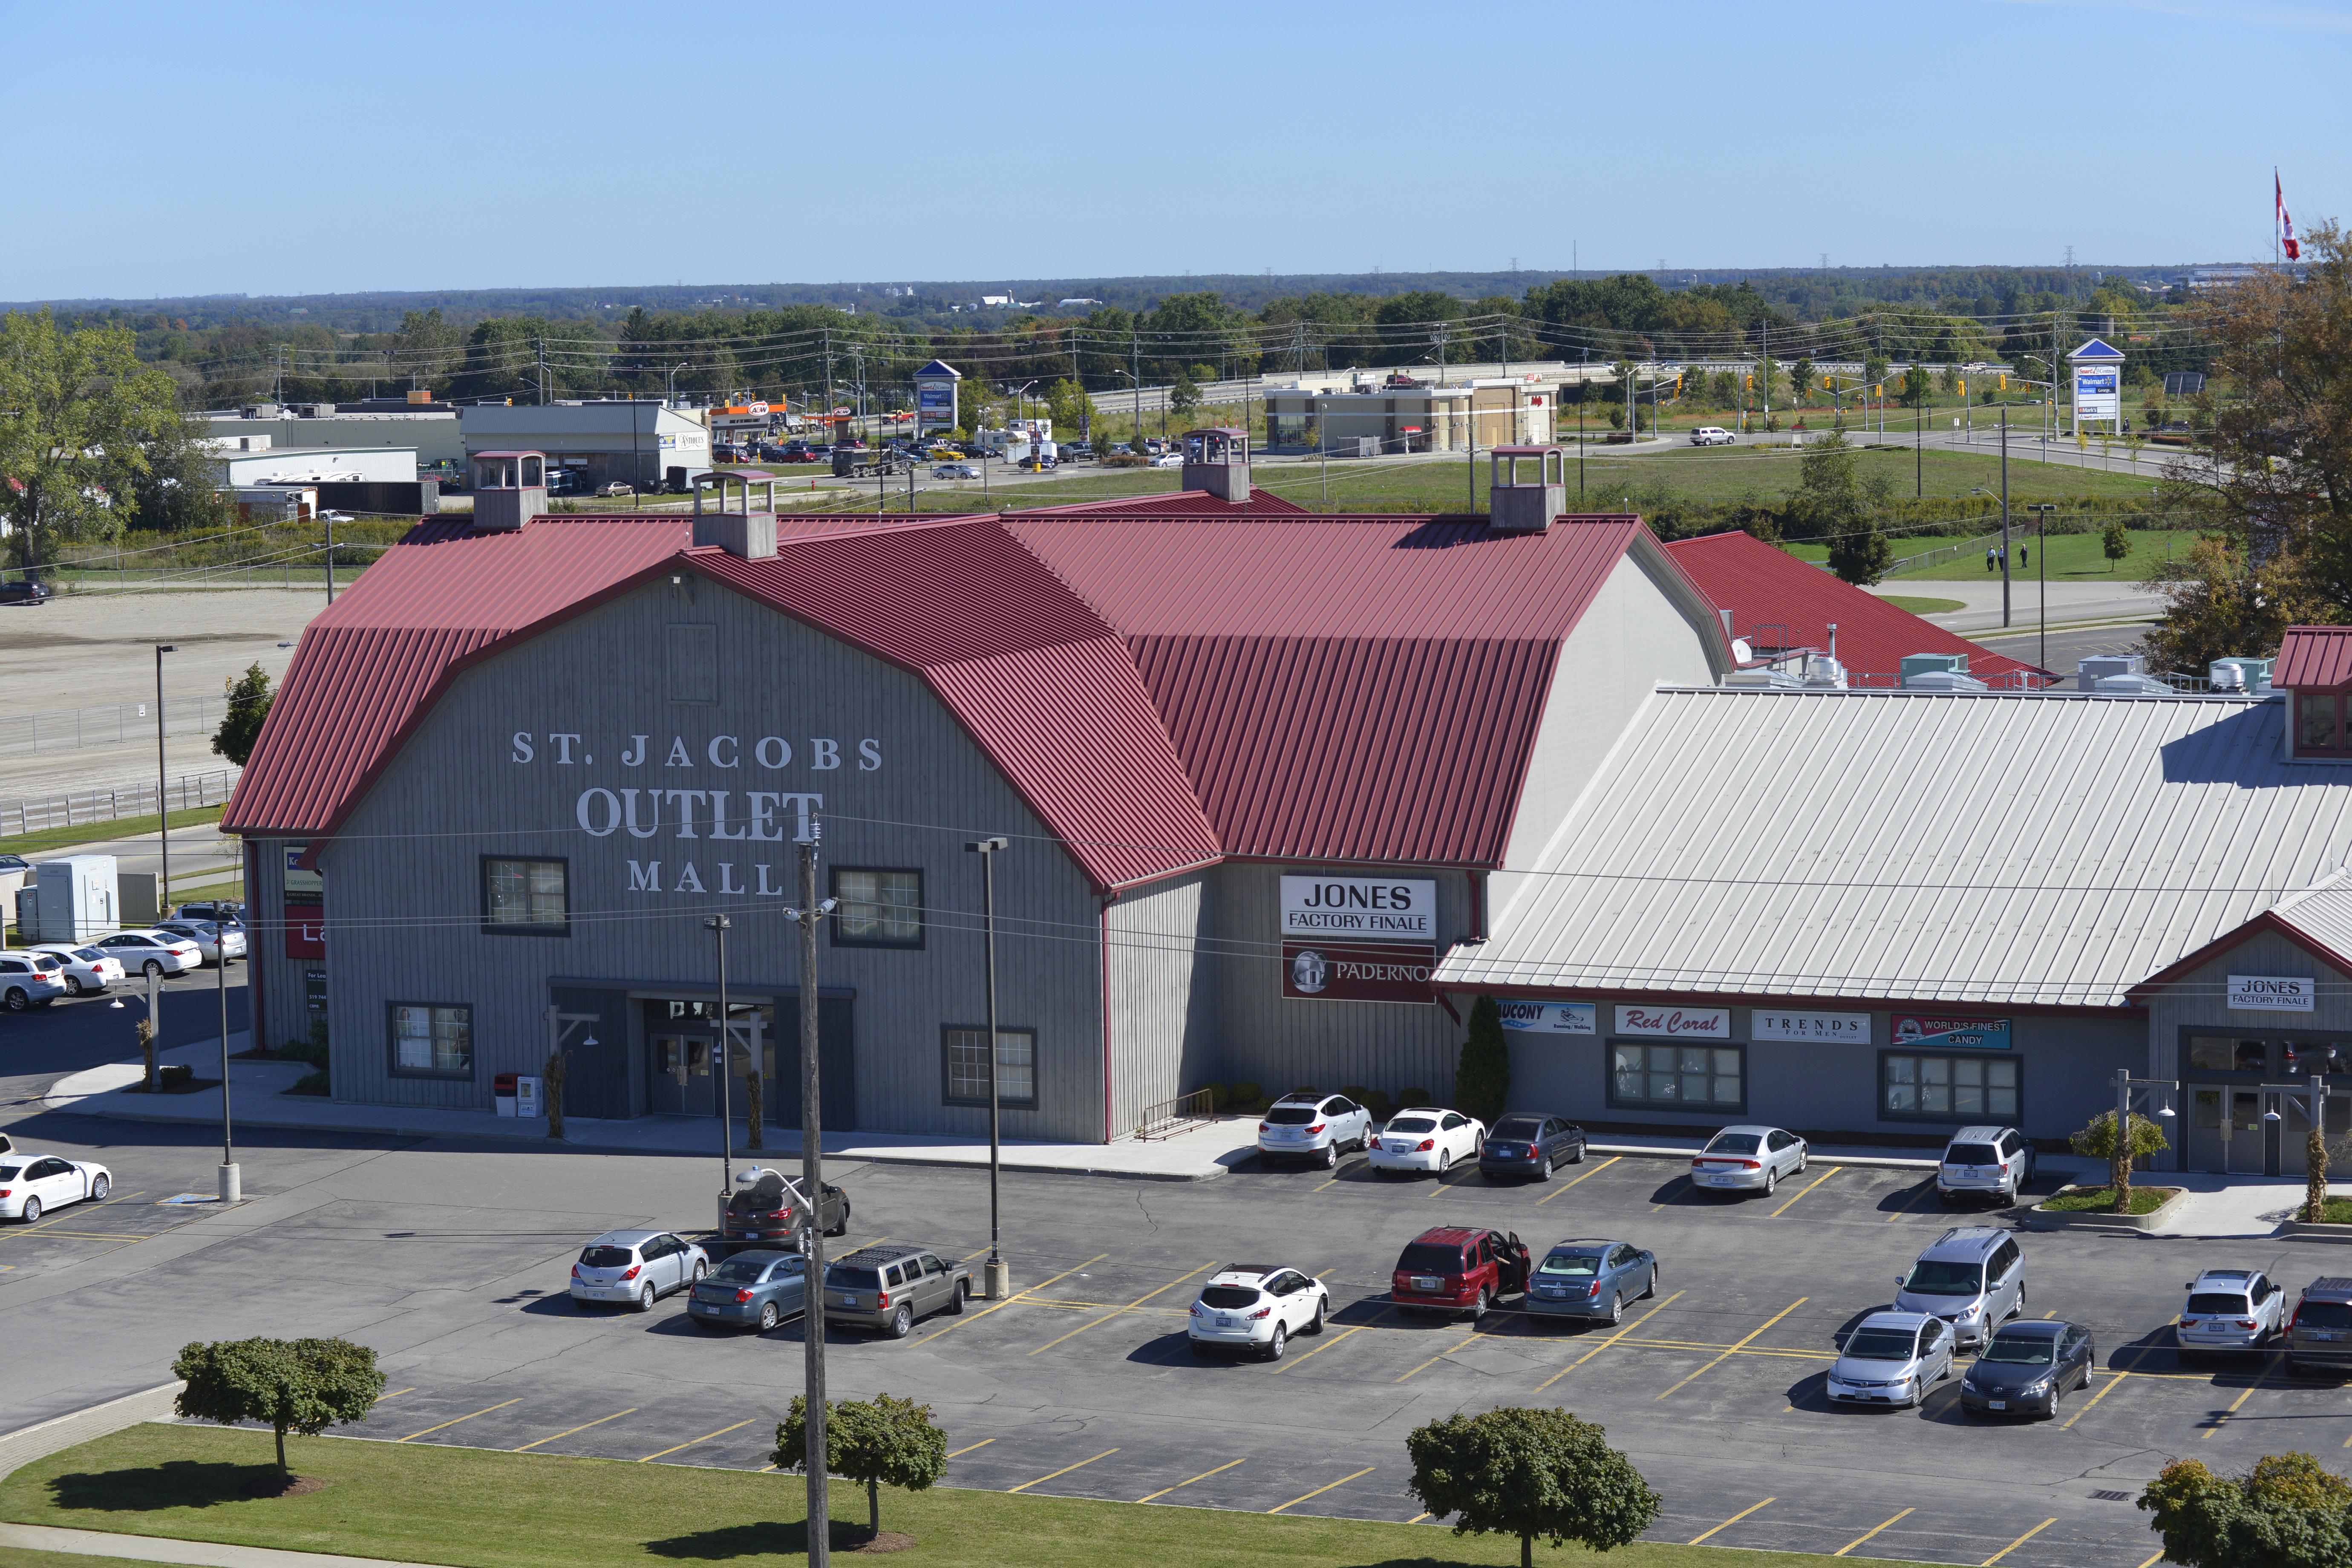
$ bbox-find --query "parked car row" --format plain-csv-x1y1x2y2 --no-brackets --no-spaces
569,1226,972,1340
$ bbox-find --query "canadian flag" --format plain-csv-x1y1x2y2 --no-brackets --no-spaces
2278,170,2301,261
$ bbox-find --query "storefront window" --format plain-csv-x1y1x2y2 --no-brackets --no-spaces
943,1026,1035,1109
483,857,568,933
1608,1043,1744,1111
390,1003,472,1077
1882,1053,2018,1121
832,868,923,948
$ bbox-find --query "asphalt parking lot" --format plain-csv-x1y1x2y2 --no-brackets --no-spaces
9,1107,2346,1568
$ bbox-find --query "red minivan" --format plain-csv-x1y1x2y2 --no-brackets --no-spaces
1391,1226,1531,1320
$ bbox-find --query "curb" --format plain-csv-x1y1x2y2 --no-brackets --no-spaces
0,1383,183,1486
2276,1220,2352,1243
2023,1187,2190,1234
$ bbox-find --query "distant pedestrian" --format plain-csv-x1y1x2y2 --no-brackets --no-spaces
1986,547,1997,571
2020,544,2029,568
1998,547,2008,568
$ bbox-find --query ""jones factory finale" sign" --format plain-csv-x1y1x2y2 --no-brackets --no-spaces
1280,875,1437,1004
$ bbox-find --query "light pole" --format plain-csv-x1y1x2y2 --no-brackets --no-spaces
666,362,689,406
966,836,1009,1300
214,913,236,1201
781,814,837,1568
154,646,176,918
706,914,733,1219
2027,504,2057,672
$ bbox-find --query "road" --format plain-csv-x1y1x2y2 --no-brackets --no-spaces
27,821,240,898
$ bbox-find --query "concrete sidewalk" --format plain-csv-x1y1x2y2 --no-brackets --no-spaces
0,1522,457,1568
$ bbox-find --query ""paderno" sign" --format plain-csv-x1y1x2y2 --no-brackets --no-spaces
1280,875,1438,1004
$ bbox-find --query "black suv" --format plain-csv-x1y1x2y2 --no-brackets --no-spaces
721,1166,849,1250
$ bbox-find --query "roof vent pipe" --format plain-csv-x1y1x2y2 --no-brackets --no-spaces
1718,608,1735,643
1827,622,1837,664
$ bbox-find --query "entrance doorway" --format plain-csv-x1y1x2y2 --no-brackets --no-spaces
643,998,774,1120
2188,1088,2269,1174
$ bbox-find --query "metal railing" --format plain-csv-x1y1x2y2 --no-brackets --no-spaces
0,694,237,756
2,768,240,838
1133,1087,1219,1142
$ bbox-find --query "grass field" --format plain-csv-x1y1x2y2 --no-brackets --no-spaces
0,804,223,859
0,1425,1905,1568
1783,527,2200,583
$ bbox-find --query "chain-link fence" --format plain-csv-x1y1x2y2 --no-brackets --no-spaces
2,768,240,837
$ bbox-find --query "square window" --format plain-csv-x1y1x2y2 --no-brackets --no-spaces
943,1026,1035,1110
2187,1036,2237,1073
832,868,923,948
1608,1038,1744,1113
482,857,568,934
2234,1040,2268,1073
390,1004,472,1078
1881,1052,2022,1123
2300,691,2338,752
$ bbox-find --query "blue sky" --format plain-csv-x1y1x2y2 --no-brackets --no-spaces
14,0,2349,300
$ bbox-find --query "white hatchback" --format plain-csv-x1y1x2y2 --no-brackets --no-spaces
1187,1264,1329,1361
1689,427,1735,446
1367,1108,1485,1176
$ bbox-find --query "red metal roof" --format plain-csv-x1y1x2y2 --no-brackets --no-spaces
1014,487,1311,517
2276,626,2352,688
1663,530,2048,683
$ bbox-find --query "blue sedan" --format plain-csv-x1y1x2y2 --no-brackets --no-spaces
1478,1113,1586,1180
1525,1239,1658,1326
686,1249,808,1332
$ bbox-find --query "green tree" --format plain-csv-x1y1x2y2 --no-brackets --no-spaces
1940,363,1964,397
1789,435,1892,585
2069,1108,2171,1213
1169,368,1201,421
1899,364,1933,409
1788,358,1816,410
1862,352,1890,395
1407,1407,1660,1568
173,1337,385,1477
775,1393,948,1540
2139,1453,2352,1568
2102,521,2133,572
1454,996,1511,1128
0,310,206,571
1044,378,1094,441
212,661,274,767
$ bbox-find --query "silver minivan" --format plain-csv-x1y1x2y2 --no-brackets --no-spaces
1894,1226,2025,1349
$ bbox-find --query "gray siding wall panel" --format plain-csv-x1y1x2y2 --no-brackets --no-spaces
1104,870,1214,1133
2142,931,2352,1170
247,836,313,1054
315,574,1110,1140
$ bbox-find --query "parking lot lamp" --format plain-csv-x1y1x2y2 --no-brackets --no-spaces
216,910,235,1203
706,914,733,1218
967,836,1009,1300
783,816,837,1568
154,646,175,920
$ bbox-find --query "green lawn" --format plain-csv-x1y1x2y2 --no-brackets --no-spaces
0,1425,1906,1568
0,804,223,859
2038,1185,2179,1215
0,1548,176,1568
1895,528,2199,582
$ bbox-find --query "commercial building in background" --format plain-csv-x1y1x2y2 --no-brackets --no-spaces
1260,378,1553,455
204,399,463,466
459,402,711,492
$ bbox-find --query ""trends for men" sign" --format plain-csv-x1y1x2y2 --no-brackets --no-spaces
1280,875,1438,1005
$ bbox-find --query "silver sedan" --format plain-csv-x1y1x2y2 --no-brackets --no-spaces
1827,1310,1955,1409
155,920,248,964
1688,1124,1807,1196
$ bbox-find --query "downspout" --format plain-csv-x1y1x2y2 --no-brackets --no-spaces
1100,895,1115,1144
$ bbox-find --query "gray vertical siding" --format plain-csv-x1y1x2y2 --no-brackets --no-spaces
1104,870,1215,1134
313,574,1109,1141
246,835,312,1055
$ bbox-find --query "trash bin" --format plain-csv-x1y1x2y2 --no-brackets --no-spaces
494,1072,519,1117
516,1075,542,1119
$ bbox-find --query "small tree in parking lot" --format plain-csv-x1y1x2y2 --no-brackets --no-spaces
2070,1108,2170,1213
173,1337,385,1477
775,1392,947,1540
1408,1407,1660,1568
1455,996,1511,1128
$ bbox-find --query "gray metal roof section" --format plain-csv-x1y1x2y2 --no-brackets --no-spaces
1441,686,2352,1009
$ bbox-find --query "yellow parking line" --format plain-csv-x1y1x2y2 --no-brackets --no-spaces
1537,1155,1620,1204
1886,1180,1941,1222
399,1398,521,1442
1028,1260,1220,1355
1656,1298,1807,1399
637,1418,751,1462
1138,1457,1244,1503
1770,1166,1841,1217
2059,1370,2131,1429
1007,1447,1118,1493
1835,1506,1912,1556
946,1439,994,1459
1535,1290,1685,1393
374,1388,415,1403
513,1408,635,1452
1396,1329,1485,1384
1408,1511,1432,1524
2137,1554,2165,1568
2202,1359,2278,1440
1268,1465,1374,1514
1980,1517,2055,1565
1689,1498,1773,1545
958,1244,994,1262
1271,1320,1373,1375
917,1253,1109,1343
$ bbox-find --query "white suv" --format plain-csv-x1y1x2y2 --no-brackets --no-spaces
1689,427,1734,446
1937,1126,2036,1206
1187,1264,1329,1361
1255,1092,1373,1169
2178,1268,2287,1359
0,953,69,1011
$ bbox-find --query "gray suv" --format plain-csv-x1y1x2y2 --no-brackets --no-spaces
2285,1277,2352,1375
1894,1226,2026,1349
823,1244,972,1338
1937,1126,2036,1206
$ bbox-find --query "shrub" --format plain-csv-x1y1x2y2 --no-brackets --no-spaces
1363,1089,1394,1122
289,1069,330,1097
1408,1407,1660,1568
1226,1081,1261,1110
158,1063,193,1089
1196,1081,1225,1110
2139,1453,2352,1568
2070,1109,2170,1212
1402,1087,1434,1109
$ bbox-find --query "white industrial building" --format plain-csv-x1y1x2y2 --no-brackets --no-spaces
460,403,711,492
208,442,419,487
204,401,463,466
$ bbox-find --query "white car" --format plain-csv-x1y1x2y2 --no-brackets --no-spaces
92,930,204,977
1149,451,1185,467
1187,1264,1329,1361
1367,1107,1486,1176
1689,427,1735,446
0,952,70,1011
0,1153,112,1222
1690,1124,1808,1196
28,944,125,996
155,920,247,965
932,463,980,480
1255,1091,1374,1168
2179,1268,2289,1358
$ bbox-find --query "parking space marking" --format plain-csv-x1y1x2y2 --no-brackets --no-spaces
1834,1506,1912,1555
2136,1553,2164,1568
1533,1290,1684,1393
1885,1180,1940,1222
1267,1466,1374,1514
2202,1358,2278,1440
374,1389,415,1403
1979,1517,2055,1565
1688,1498,1773,1544
1536,1155,1620,1204
1312,1160,1368,1192
513,1408,635,1452
1138,1457,1244,1503
946,1440,994,1459
1396,1329,1486,1384
1026,1260,1219,1355
1769,1166,1841,1217
1271,1321,1374,1375
1007,1447,1118,1493
1655,1297,1805,1399
398,1398,521,1442
916,1253,1108,1343
638,1419,751,1462
1425,1171,1474,1198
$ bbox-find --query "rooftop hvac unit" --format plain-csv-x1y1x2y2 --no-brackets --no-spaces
2078,653,2143,690
2210,657,2274,693
1903,669,1989,692
1899,652,1970,680
2095,673,2176,695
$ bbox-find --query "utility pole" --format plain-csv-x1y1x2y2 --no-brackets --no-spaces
785,815,836,1568
154,645,174,916
536,337,548,406
1131,331,1141,452
1577,349,1587,503
1915,373,1923,499
706,915,733,1210
967,836,1009,1297
324,512,336,605
2000,406,2011,629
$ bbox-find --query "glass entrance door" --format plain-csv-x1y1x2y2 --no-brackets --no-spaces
648,1033,716,1117
2227,1090,2265,1174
